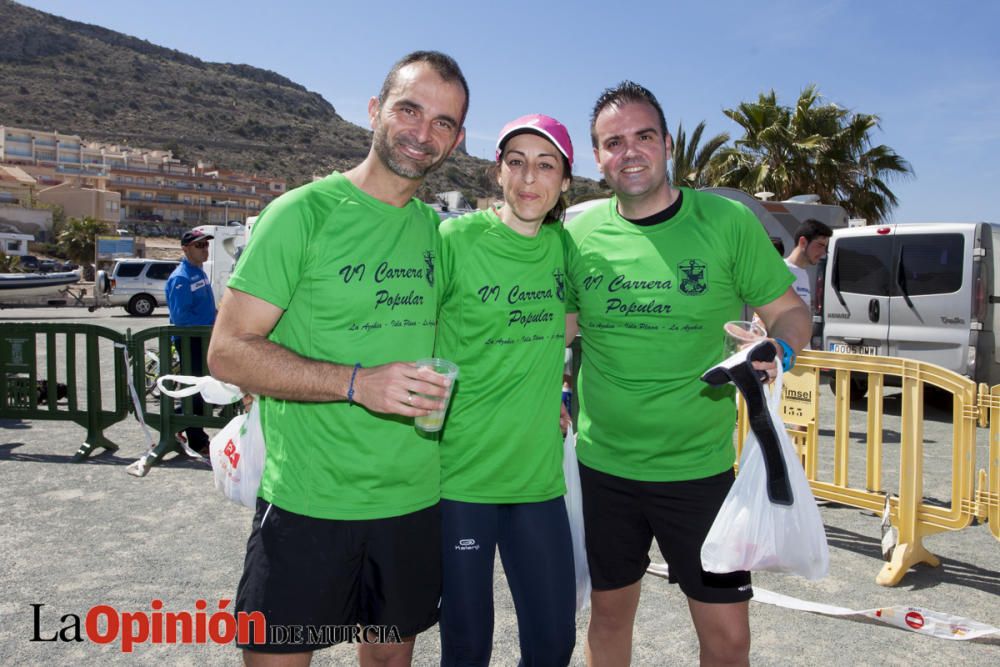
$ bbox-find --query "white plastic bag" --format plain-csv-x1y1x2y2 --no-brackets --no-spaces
700,373,829,579
155,374,243,405
208,399,265,509
563,425,592,612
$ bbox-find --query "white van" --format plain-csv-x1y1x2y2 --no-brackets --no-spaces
821,222,999,389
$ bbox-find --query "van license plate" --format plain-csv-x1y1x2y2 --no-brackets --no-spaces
830,343,878,355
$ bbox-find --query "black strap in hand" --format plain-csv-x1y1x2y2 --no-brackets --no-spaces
702,342,793,506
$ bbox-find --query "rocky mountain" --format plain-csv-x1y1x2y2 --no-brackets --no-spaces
0,0,605,204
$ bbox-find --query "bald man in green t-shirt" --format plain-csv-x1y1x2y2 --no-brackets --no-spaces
564,82,811,667
208,52,468,666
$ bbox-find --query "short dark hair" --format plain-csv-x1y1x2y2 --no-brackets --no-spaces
794,219,834,245
489,136,573,224
378,51,470,125
590,81,668,148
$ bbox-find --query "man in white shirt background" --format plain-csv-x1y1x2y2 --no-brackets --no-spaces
785,219,833,310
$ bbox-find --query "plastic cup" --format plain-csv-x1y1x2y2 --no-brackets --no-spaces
723,320,767,359
413,358,459,433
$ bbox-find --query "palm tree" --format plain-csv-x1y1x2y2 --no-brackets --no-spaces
824,113,913,223
58,216,108,278
711,87,823,198
670,121,729,188
710,86,912,223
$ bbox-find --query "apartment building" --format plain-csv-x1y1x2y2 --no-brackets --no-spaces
36,181,121,225
0,164,36,207
1,125,286,229
108,162,283,226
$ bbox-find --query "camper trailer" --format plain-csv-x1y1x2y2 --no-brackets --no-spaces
567,187,849,280
0,232,32,257
700,187,850,288
565,188,851,336
193,220,255,307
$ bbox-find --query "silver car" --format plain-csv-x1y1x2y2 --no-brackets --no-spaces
107,259,179,316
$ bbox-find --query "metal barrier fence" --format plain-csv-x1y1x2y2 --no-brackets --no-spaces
738,349,998,586
0,323,128,460
0,323,237,465
129,325,239,467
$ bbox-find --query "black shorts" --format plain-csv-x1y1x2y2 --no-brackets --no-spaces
579,464,752,604
235,499,441,654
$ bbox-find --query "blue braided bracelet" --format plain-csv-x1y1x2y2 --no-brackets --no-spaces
347,363,362,405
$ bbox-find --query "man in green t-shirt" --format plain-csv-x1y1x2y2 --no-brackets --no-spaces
207,51,468,665
564,82,811,667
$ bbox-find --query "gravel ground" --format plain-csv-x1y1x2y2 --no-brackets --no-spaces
1,307,998,664
2,414,997,666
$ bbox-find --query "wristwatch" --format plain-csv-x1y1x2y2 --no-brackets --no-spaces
774,338,796,373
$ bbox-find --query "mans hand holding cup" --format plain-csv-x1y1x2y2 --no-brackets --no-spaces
412,358,459,433
350,359,455,418
723,320,780,384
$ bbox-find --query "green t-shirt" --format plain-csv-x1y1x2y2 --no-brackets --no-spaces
435,209,566,503
564,188,793,482
228,172,441,520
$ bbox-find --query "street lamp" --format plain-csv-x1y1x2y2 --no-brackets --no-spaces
218,200,237,224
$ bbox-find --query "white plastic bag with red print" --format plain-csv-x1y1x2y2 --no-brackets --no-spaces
208,398,265,509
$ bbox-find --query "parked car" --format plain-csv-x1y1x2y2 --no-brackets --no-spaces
107,259,179,316
17,255,39,272
822,222,1000,393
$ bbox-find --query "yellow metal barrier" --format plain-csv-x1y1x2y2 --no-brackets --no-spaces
736,349,991,586
984,386,1000,540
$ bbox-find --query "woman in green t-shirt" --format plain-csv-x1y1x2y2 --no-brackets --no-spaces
435,114,576,666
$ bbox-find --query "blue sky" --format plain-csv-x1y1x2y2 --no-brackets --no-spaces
17,0,1000,222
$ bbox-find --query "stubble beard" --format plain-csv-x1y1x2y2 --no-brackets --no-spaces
610,158,670,202
373,123,446,181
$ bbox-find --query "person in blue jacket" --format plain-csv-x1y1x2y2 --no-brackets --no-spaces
166,229,217,454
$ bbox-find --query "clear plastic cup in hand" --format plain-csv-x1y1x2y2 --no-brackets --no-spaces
413,358,459,433
723,320,767,359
